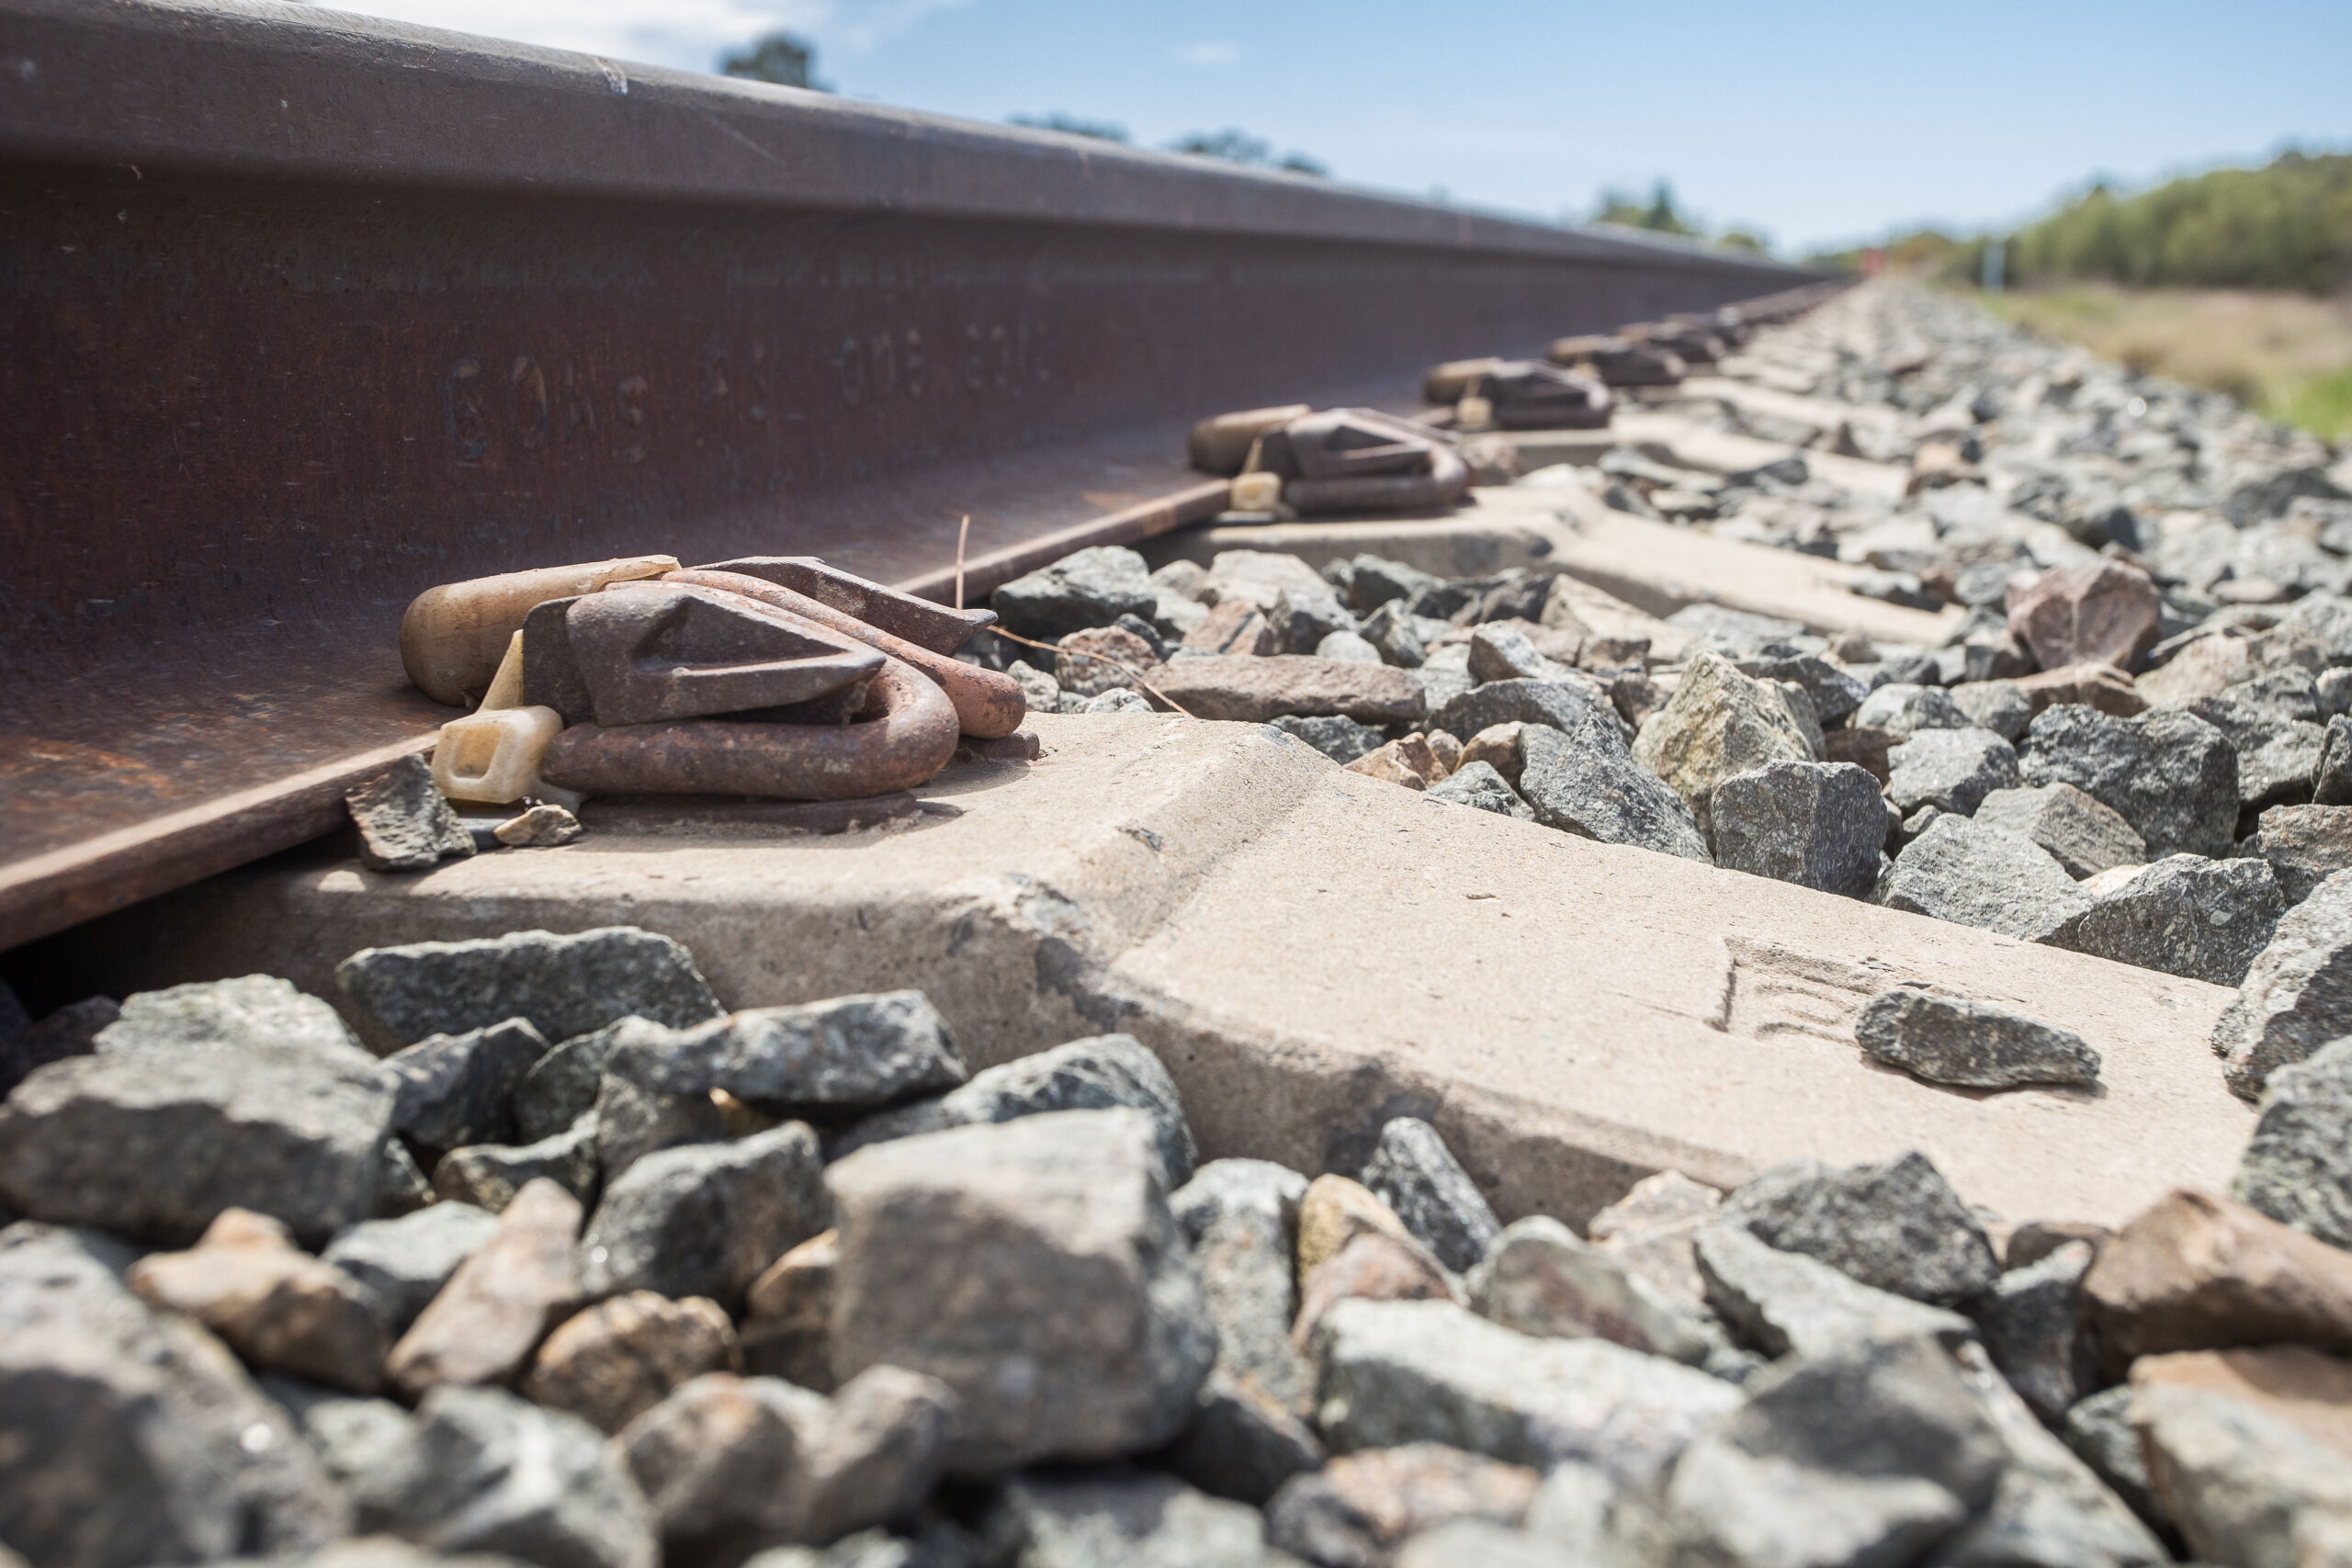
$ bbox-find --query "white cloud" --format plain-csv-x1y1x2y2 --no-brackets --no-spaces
1171,39,1239,66
316,0,966,72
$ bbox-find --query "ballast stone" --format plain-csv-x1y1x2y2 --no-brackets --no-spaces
1634,650,1819,840
322,1201,501,1334
2249,803,2352,903
833,1032,1196,1186
1514,711,1711,862
2048,854,2285,986
335,925,722,1053
990,545,1158,640
352,1384,657,1568
579,1122,826,1312
0,1223,350,1568
1707,761,1884,897
1855,988,2100,1089
1661,1335,2007,1568
1424,759,1534,819
0,1034,394,1247
1721,1150,1999,1306
1267,1444,1537,1568
94,973,365,1060
1146,654,1427,727
1972,784,2146,880
996,1469,1272,1568
1883,727,2019,818
823,1109,1215,1475
1692,1224,1976,1359
1359,1117,1501,1273
381,1018,550,1159
2018,705,2240,860
2231,1037,2352,1249
347,753,477,874
601,991,965,1111
1308,1297,1740,1491
2211,868,2352,1099
1872,815,2094,942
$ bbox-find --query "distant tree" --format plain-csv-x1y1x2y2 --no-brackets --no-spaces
2011,151,2352,292
1593,181,1701,237
1168,128,1328,177
720,32,827,90
1009,113,1131,143
1716,229,1770,254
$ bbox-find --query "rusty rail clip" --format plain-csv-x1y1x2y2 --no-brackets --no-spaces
1422,357,1611,430
1545,334,1689,388
526,582,883,728
1248,407,1472,514
670,567,1027,739
697,557,998,654
538,638,962,801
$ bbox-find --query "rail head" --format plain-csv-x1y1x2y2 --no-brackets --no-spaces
0,0,1815,277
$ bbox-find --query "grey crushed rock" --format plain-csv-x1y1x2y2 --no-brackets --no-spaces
1424,759,1535,819
1721,1149,1999,1305
335,926,722,1054
322,1202,502,1333
1973,784,2147,880
1692,1224,1976,1359
990,545,1158,640
831,1032,1196,1186
1360,1117,1501,1273
1515,711,1711,861
1707,760,1885,897
1872,815,2094,943
2211,867,2352,1099
95,974,365,1061
2047,853,2284,986
347,754,477,874
1855,988,2100,1089
601,991,966,1111
579,1122,826,1312
2018,705,2240,859
2230,1035,2352,1249
1883,727,2019,818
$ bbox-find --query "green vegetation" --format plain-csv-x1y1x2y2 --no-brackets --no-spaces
2011,151,2352,293
1588,181,1771,257
719,32,827,90
1167,129,1328,177
1816,149,2352,295
1010,113,1131,143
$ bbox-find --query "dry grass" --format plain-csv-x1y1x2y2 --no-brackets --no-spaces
1979,284,2352,442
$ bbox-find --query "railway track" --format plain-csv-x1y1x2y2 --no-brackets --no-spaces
0,0,1808,951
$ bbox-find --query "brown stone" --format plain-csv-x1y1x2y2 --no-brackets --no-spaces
387,1176,582,1396
2006,561,2162,673
1424,730,1463,779
1266,1443,1538,1568
2015,661,2146,716
2252,805,2352,904
617,1366,954,1558
2131,1347,2352,1563
127,1208,390,1393
1148,654,1427,726
523,1291,740,1434
2135,1345,2352,1456
1587,1168,1724,1305
494,804,583,848
2082,1189,2352,1374
1459,722,1529,786
1182,599,1278,656
1298,1174,1419,1275
1057,626,1158,698
1346,734,1438,790
741,1229,837,1391
1294,1232,1457,1348
2136,635,2256,706
1824,724,1894,786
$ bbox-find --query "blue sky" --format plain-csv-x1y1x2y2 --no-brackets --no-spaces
328,0,2352,253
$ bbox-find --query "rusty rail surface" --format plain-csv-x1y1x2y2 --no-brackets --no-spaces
0,0,1819,950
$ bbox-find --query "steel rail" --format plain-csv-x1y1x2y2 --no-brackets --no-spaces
0,0,1819,950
